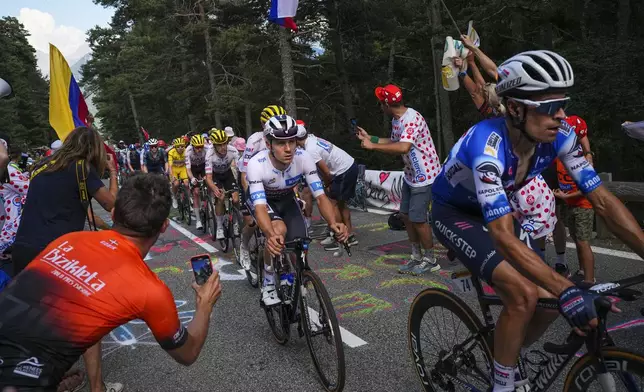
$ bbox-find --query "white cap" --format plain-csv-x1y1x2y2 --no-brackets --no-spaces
51,140,63,151
224,126,234,137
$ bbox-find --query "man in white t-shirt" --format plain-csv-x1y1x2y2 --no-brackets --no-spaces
296,124,359,252
357,84,441,275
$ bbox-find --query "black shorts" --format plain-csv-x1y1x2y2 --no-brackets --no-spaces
191,164,206,178
432,200,543,284
147,166,164,174
246,193,306,242
0,342,67,391
213,170,237,191
329,163,359,201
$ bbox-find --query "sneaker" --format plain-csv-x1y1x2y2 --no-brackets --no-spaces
409,257,441,275
320,234,335,246
398,258,421,274
104,382,124,392
347,234,358,246
196,220,203,230
239,247,251,269
261,284,280,306
324,242,340,251
554,263,571,278
216,227,225,239
172,198,178,209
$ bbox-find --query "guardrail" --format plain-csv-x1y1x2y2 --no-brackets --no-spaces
596,173,644,239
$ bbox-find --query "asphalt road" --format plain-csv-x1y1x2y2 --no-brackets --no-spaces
88,206,644,392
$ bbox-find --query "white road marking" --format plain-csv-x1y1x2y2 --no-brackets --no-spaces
168,220,246,281
306,307,367,348
566,242,640,260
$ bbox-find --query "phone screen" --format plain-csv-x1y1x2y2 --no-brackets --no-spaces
191,255,213,285
350,118,357,134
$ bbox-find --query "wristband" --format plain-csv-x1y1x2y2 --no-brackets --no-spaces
370,136,379,144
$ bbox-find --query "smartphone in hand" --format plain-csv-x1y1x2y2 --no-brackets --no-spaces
190,254,213,285
350,118,357,135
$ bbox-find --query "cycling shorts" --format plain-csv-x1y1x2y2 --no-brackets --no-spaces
147,166,165,174
246,193,306,242
171,167,188,181
432,200,543,284
328,162,359,202
191,164,206,179
213,170,237,191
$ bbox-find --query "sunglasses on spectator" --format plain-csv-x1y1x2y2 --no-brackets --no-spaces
510,97,570,116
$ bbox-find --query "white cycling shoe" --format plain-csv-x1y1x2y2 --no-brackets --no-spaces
196,220,203,230
239,247,251,269
261,284,280,306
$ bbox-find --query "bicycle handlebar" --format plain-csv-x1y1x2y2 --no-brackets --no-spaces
282,237,351,256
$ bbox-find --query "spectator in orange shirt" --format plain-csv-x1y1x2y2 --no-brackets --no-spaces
554,154,595,283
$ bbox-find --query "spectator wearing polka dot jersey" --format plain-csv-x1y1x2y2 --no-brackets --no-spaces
0,146,30,259
357,84,441,275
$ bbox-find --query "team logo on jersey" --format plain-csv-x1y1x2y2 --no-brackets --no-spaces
13,357,43,379
476,162,501,185
526,195,535,205
415,174,427,183
483,132,501,158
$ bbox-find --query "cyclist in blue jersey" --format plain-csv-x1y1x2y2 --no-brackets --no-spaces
431,50,644,392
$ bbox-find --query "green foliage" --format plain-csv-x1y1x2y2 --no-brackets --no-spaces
0,17,53,149
82,0,643,179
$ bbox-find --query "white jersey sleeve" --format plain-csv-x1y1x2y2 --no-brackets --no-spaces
239,132,264,173
246,155,267,205
184,145,193,169
298,150,325,198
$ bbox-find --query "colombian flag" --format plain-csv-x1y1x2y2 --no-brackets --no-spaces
49,43,89,141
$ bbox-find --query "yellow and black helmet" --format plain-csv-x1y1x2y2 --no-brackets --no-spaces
172,137,186,147
190,134,205,147
209,128,228,145
260,105,286,125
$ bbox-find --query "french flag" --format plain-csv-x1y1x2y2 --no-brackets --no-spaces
269,0,299,31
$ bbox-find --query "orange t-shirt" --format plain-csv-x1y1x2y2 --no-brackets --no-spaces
0,230,187,388
556,158,592,208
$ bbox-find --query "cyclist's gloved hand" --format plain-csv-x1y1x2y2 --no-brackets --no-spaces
191,177,198,186
558,286,599,330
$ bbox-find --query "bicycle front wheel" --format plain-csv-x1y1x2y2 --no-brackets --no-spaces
407,288,493,392
564,347,644,392
300,270,345,392
181,186,192,226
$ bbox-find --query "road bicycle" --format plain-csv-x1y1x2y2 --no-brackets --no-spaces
407,268,644,392
177,179,192,226
196,179,212,234
258,237,351,392
212,188,242,253
240,226,263,288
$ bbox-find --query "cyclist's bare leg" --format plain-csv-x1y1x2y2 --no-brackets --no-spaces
337,199,353,234
171,178,179,195
232,191,240,206
192,182,200,212
490,261,558,368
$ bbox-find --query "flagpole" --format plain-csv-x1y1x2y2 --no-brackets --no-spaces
439,0,463,37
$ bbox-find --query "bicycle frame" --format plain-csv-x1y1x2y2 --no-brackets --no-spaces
460,273,644,392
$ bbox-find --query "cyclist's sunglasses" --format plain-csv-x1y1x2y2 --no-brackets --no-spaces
510,97,570,116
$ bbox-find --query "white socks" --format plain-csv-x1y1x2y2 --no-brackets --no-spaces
493,360,514,392
556,252,566,265
216,215,224,228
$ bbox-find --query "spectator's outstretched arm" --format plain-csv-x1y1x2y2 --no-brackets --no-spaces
461,35,498,82
453,57,485,109
467,53,487,87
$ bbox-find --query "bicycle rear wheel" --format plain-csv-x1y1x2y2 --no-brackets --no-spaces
300,270,345,392
564,347,644,392
245,232,260,288
407,288,493,392
219,217,230,252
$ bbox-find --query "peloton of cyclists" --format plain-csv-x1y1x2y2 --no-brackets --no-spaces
186,134,210,230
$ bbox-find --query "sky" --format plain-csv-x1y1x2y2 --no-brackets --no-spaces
0,0,115,75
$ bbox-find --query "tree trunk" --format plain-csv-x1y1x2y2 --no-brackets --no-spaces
127,91,142,143
244,102,253,137
198,0,222,128
617,0,630,40
278,26,297,118
328,0,355,124
428,0,454,155
179,52,197,132
383,38,396,133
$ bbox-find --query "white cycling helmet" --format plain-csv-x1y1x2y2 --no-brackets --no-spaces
496,50,574,98
224,126,234,137
148,138,158,146
263,115,299,140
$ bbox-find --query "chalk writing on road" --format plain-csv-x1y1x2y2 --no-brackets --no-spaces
378,277,451,291
101,300,194,358
332,291,393,319
318,264,373,281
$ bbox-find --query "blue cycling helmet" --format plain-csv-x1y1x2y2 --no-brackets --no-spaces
128,144,136,151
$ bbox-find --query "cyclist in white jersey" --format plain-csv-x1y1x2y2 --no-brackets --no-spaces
246,115,348,306
205,129,240,239
296,125,360,252
238,105,286,271
186,134,211,229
